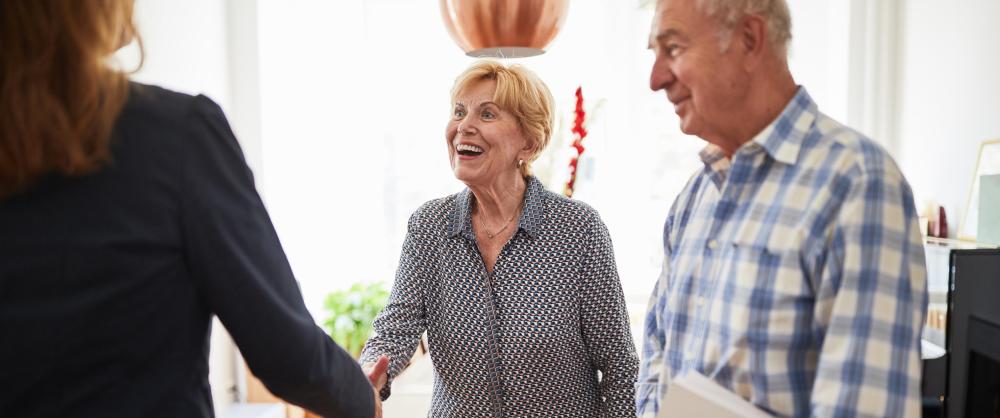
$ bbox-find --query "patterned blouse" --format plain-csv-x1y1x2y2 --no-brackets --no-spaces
361,176,638,417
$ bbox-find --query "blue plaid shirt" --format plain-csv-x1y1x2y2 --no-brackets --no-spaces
636,88,927,417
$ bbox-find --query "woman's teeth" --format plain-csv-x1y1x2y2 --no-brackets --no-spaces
456,144,484,156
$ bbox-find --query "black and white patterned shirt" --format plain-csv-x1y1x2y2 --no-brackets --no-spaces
361,176,638,417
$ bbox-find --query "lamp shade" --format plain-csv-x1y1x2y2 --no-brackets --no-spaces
440,0,569,58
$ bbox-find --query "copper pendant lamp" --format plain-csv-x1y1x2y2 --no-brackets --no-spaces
440,0,569,58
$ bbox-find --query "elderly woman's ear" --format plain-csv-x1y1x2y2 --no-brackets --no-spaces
516,145,537,173
521,141,538,157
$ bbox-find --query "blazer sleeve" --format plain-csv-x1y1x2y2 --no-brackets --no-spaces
178,95,373,418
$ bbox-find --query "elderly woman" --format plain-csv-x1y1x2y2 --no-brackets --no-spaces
360,60,638,417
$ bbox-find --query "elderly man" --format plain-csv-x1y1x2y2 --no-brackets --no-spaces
636,0,928,417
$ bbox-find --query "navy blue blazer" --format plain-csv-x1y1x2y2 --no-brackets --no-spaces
0,84,372,418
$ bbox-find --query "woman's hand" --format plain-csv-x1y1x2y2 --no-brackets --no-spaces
372,386,382,418
363,355,390,393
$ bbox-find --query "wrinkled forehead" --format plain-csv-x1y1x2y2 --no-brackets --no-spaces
649,0,711,45
452,78,516,113
452,78,497,105
453,96,498,110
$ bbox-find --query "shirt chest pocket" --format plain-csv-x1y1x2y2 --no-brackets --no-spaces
717,221,814,316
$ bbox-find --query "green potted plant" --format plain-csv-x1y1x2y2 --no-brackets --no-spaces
322,282,389,358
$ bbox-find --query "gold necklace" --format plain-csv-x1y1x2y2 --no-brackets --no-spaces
477,202,522,239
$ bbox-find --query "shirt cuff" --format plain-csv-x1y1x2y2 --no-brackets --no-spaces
378,379,392,401
635,382,661,418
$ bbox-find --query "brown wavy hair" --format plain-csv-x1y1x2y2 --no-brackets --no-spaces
0,0,141,198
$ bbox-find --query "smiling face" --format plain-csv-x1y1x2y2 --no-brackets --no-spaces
649,0,750,143
445,79,532,187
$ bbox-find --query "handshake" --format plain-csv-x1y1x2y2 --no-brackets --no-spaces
362,355,390,418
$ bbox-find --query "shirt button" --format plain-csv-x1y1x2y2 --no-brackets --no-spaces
707,240,719,250
697,298,705,309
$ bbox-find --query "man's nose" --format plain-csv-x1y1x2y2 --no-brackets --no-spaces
650,59,675,92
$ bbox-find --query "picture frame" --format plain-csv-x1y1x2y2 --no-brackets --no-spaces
958,138,1000,241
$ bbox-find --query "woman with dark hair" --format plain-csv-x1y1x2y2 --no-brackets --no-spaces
0,1,381,417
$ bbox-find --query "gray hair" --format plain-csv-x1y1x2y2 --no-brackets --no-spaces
696,0,792,56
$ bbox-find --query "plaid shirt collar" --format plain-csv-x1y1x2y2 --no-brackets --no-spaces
698,87,818,187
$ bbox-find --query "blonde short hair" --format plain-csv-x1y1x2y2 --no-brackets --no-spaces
450,60,554,178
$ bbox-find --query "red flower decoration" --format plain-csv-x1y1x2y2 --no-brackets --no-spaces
564,87,587,198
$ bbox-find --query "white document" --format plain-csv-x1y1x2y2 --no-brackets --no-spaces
657,371,773,418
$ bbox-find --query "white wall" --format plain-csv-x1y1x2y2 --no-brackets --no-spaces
123,1,230,109
896,0,1000,237
255,0,395,318
786,0,851,124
